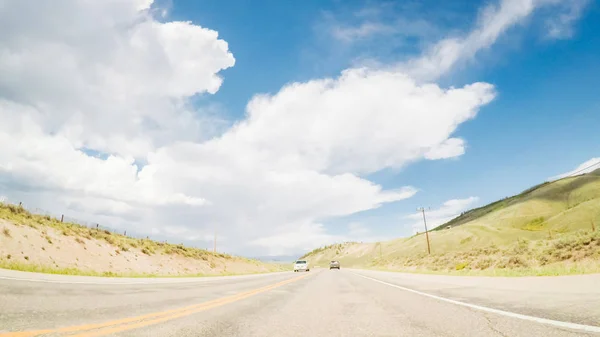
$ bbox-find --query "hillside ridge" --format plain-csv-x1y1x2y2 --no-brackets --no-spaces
434,168,600,231
302,169,600,276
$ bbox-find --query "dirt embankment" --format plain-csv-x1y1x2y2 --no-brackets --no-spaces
0,204,284,277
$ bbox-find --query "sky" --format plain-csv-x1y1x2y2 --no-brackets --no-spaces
0,0,599,258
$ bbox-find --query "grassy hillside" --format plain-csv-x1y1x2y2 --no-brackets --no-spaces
434,169,600,231
0,203,287,277
303,170,600,276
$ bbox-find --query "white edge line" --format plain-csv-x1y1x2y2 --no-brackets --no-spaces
0,271,291,285
351,272,600,334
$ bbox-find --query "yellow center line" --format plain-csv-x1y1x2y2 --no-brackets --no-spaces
0,272,312,337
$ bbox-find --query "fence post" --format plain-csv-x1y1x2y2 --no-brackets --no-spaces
18,202,22,207
60,214,64,223
124,230,127,236
96,224,99,230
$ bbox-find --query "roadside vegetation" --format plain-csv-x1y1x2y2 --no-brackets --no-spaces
303,169,600,276
0,203,287,277
0,258,286,278
368,229,600,276
0,203,218,260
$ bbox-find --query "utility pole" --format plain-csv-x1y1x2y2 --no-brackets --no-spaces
417,207,431,254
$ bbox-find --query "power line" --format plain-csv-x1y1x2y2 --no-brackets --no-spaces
565,160,600,178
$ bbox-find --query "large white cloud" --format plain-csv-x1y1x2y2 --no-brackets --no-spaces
0,0,234,158
0,0,587,255
223,70,494,175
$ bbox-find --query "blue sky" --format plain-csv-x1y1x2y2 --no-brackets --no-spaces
1,0,599,256
166,0,600,238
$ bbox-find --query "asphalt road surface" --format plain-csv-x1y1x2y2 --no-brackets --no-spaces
1,268,600,337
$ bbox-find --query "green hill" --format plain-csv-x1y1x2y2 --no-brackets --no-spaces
302,169,600,276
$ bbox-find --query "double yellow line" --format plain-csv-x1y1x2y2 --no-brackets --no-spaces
1,273,311,337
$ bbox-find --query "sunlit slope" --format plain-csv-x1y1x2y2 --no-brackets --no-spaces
0,203,287,277
303,170,600,273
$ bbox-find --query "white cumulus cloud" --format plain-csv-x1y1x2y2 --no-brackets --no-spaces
0,0,235,158
0,0,587,256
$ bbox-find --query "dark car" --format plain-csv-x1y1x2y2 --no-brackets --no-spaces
329,260,340,270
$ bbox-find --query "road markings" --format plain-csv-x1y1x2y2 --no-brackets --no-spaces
0,273,311,337
352,272,600,334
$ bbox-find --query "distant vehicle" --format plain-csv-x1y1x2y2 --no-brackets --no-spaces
329,260,340,270
293,260,309,272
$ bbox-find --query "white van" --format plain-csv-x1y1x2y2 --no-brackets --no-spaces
293,260,309,272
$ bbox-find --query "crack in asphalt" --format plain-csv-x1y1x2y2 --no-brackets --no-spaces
482,313,510,337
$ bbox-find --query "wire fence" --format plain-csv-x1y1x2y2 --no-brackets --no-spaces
0,195,148,239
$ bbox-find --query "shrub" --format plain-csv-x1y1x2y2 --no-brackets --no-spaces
558,251,573,261
2,227,10,237
473,258,493,270
455,262,469,270
7,204,26,214
512,239,530,254
104,235,116,245
507,256,528,267
523,217,546,231
45,236,53,244
460,236,473,245
141,247,154,255
75,237,85,244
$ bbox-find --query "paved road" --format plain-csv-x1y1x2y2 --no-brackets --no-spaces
1,268,599,336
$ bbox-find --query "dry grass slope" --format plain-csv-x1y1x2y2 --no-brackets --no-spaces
0,203,287,277
303,170,600,276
